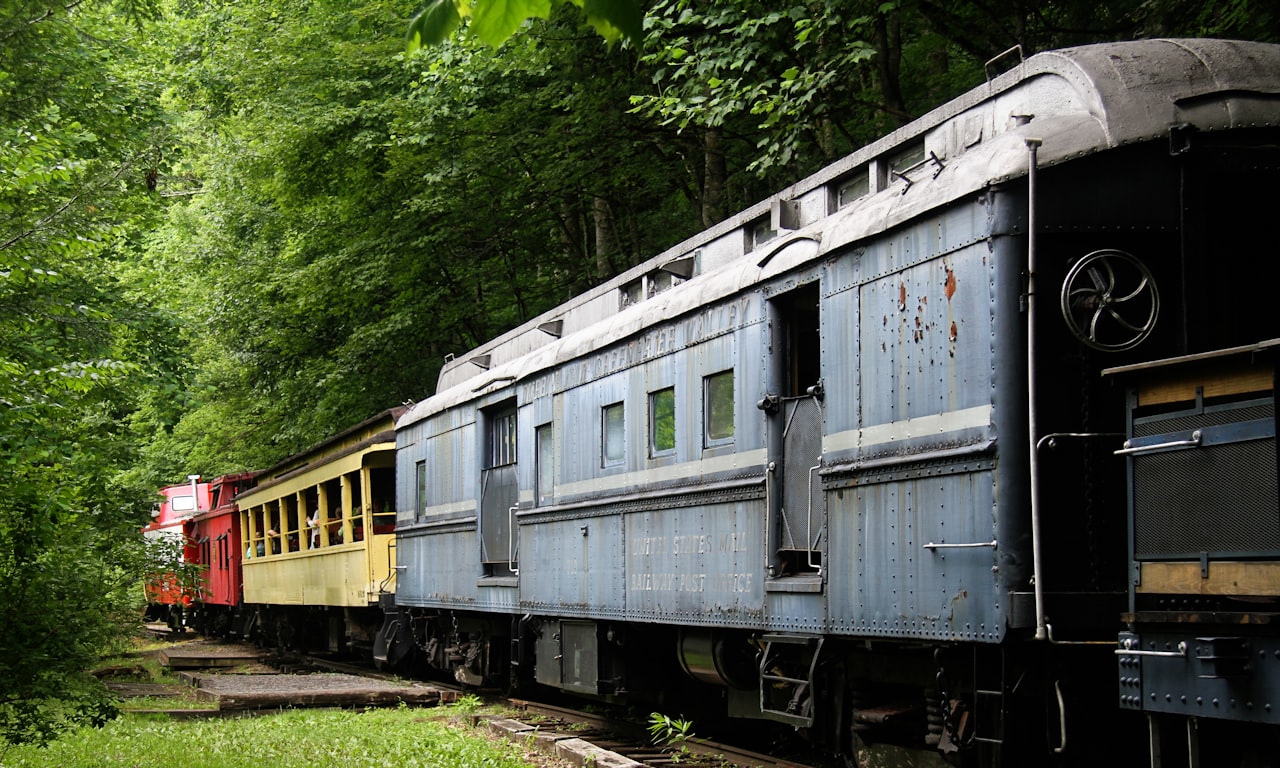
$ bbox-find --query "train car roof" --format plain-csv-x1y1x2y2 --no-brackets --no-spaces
400,38,1280,430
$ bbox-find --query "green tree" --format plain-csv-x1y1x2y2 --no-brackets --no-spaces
407,0,643,48
142,0,699,472
1,0,172,748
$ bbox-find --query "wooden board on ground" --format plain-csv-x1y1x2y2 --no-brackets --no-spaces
190,672,448,711
159,640,268,670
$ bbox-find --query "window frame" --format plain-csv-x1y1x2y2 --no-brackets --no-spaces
415,459,428,519
602,401,626,467
535,423,554,506
485,404,517,469
649,387,676,457
703,370,736,448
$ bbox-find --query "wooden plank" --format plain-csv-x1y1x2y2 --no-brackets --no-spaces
189,672,442,711
1137,561,1280,596
206,687,440,711
159,641,267,670
1137,366,1272,407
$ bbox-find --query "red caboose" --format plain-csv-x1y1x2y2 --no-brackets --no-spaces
182,472,257,636
143,476,210,630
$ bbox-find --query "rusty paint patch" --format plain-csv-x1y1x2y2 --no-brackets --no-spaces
944,267,957,300
898,281,907,311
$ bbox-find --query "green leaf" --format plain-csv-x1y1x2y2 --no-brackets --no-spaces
407,0,465,52
581,0,643,44
470,0,553,47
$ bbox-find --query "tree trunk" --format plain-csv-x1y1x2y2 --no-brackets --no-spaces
701,127,726,228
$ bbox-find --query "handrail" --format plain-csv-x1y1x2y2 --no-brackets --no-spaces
806,462,822,574
1115,430,1201,456
508,504,520,575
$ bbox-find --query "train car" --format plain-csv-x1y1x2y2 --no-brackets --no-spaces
234,408,404,655
143,476,210,630
182,472,258,637
1109,341,1280,764
384,38,1280,766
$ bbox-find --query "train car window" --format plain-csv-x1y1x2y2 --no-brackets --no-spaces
704,371,735,446
889,141,926,174
648,270,675,297
650,388,676,456
620,278,643,309
747,217,777,252
485,406,517,468
535,424,553,506
834,170,869,209
415,460,428,519
603,402,625,466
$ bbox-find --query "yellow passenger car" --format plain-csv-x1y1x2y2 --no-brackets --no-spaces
236,407,405,652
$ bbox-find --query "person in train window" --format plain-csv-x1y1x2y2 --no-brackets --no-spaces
267,528,280,554
305,513,320,548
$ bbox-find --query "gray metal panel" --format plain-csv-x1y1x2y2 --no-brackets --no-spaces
858,238,994,429
394,527,481,608
623,501,764,627
827,460,1004,642
779,396,824,553
518,513,625,617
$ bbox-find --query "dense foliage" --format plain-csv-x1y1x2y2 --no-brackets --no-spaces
1,0,1277,748
1,0,172,747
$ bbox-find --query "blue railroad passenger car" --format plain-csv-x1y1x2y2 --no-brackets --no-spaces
385,39,1280,767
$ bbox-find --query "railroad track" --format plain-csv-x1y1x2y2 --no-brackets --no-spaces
293,653,815,768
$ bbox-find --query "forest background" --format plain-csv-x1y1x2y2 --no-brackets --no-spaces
2,0,1277,747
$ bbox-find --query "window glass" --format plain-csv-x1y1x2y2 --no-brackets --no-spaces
650,388,675,455
889,142,927,175
750,218,777,250
620,279,643,309
486,406,517,468
603,402,625,466
415,460,427,518
705,371,735,445
536,424,554,505
836,171,869,208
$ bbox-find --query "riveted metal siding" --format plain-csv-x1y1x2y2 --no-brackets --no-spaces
623,500,764,626
818,192,1014,642
856,226,995,440
518,514,625,618
827,460,1002,641
395,527,519,613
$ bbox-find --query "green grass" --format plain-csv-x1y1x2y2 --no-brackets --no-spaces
0,705,543,768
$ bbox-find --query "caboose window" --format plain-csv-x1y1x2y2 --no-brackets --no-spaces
485,406,517,468
603,402,625,466
704,370,735,446
650,387,675,456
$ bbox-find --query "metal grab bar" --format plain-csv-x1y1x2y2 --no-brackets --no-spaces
1115,639,1187,658
1115,430,1201,456
923,540,997,550
806,462,822,574
764,461,776,575
508,504,519,575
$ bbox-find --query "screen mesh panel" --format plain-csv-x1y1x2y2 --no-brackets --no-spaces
1133,403,1277,558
